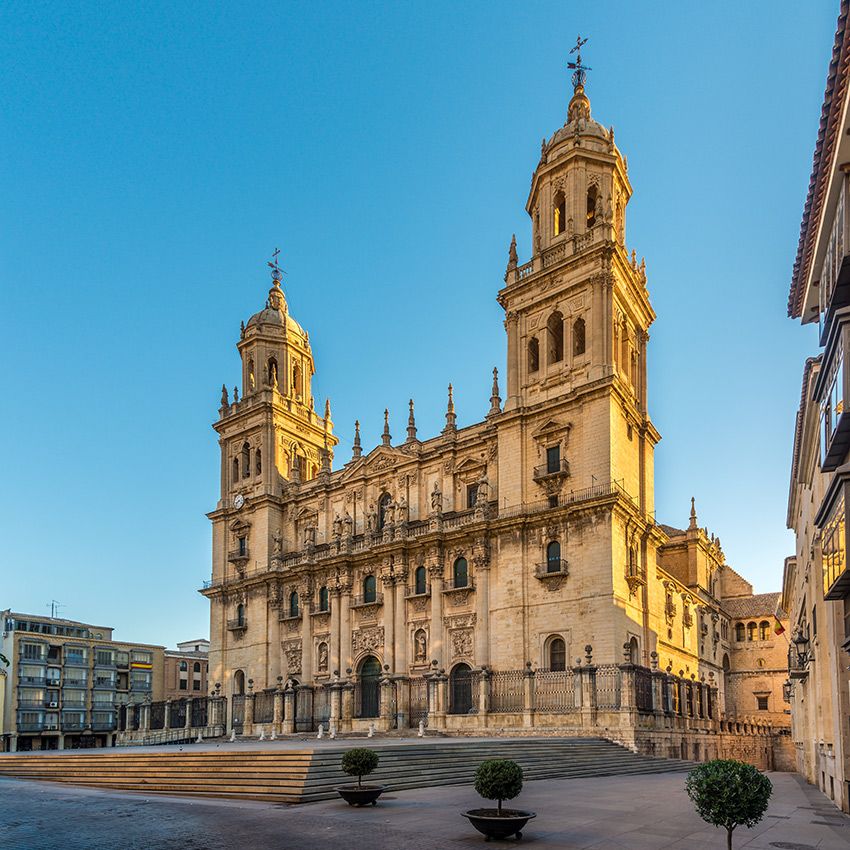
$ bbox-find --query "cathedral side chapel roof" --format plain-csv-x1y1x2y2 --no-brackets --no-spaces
722,592,782,620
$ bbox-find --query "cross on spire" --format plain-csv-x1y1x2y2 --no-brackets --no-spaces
267,247,285,282
567,34,591,91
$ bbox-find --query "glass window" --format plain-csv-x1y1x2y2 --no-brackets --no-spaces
363,575,377,604
192,680,201,691
95,648,115,666
735,623,745,642
467,484,479,509
319,586,329,612
179,660,187,672
131,650,152,665
414,565,427,595
823,489,847,598
193,662,201,674
549,637,566,672
756,696,769,711
289,591,299,618
546,541,561,573
179,679,188,691
747,622,756,641
453,557,468,589
64,646,87,665
21,643,45,661
546,445,561,474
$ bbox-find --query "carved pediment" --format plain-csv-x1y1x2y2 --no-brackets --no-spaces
454,456,485,484
229,519,251,535
531,419,572,439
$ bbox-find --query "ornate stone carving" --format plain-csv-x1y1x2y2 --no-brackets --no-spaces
444,613,476,629
449,589,473,607
352,626,384,654
450,628,473,660
283,640,302,674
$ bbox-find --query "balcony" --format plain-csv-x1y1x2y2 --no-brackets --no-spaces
351,593,384,608
17,700,49,709
534,459,571,480
535,560,569,580
405,584,431,598
18,722,59,733
91,719,117,731
227,618,248,633
63,677,88,687
19,676,47,686
817,477,850,600
442,578,474,594
227,548,250,565
61,719,88,731
63,656,88,667
279,610,302,623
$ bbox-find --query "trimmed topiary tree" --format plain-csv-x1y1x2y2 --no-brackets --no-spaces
473,758,524,815
685,759,772,850
341,747,379,788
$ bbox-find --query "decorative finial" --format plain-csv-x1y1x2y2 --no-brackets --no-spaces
324,398,331,422
382,408,392,446
443,383,457,434
321,433,331,473
507,234,518,270
240,320,245,338
267,247,284,282
406,399,418,442
220,384,229,408
353,420,362,458
567,35,591,91
566,35,592,123
689,496,698,530
487,367,501,418
233,385,239,403
266,247,287,311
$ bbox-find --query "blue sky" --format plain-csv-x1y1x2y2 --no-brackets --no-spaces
0,2,835,647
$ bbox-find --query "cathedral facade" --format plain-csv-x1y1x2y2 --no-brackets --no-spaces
201,71,787,744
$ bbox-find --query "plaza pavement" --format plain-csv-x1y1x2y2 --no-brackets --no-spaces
0,769,846,850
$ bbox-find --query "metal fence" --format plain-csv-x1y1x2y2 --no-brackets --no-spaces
150,701,166,730
169,698,187,729
595,665,622,710
191,696,208,728
254,691,275,724
232,694,246,730
295,686,314,732
535,669,576,712
313,686,331,729
408,676,429,727
489,670,524,713
635,667,653,713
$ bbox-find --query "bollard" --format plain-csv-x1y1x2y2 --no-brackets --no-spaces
367,722,374,738
229,730,236,743
418,720,425,738
317,723,324,739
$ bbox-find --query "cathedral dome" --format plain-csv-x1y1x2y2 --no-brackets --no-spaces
245,280,306,338
543,85,612,154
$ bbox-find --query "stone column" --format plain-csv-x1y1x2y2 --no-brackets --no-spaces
300,604,313,685
283,685,295,734
383,576,396,672
340,586,352,673
329,680,342,730
474,562,491,668
379,671,394,732
429,564,444,669
394,675,409,730
523,663,535,729
578,646,597,730
430,669,447,731
184,698,193,731
273,678,284,735
505,311,520,411
618,658,637,734
394,579,407,674
478,667,491,718
340,680,354,732
163,699,172,731
330,587,342,675
141,698,151,733
243,689,255,737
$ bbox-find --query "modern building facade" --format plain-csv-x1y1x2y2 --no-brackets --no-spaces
163,639,209,701
0,610,165,751
202,60,787,754
785,0,850,812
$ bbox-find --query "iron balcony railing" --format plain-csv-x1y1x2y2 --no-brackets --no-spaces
443,578,474,592
351,593,384,608
533,459,571,480
405,583,431,598
535,560,569,578
226,618,248,631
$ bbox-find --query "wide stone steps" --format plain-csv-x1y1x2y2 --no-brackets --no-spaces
0,738,694,804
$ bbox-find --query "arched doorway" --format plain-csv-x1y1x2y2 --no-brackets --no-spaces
358,656,381,718
233,669,245,695
449,663,473,714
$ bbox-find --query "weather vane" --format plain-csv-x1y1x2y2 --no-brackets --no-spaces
568,35,591,91
267,247,285,282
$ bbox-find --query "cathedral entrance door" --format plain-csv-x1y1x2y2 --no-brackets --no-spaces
358,656,381,718
449,663,473,714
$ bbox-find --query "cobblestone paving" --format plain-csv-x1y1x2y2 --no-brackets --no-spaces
1,770,848,850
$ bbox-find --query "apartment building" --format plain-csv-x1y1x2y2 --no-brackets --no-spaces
163,638,210,701
0,610,164,751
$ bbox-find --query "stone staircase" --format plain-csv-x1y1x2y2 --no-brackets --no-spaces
0,738,694,804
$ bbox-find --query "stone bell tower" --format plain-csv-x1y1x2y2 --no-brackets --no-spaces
497,39,658,516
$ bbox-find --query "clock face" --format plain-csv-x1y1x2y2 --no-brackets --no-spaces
233,494,245,509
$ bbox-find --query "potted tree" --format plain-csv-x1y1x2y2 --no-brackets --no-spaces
462,758,536,841
685,759,772,850
335,747,385,806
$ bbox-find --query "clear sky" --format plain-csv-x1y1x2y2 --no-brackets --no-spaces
0,2,836,648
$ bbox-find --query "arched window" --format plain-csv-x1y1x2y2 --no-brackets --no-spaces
248,358,255,390
236,603,245,626
289,591,299,618
363,574,377,604
267,357,278,387
449,663,473,714
629,636,640,665
452,557,468,589
548,637,566,671
232,457,239,483
193,662,201,674
546,541,561,573
233,669,245,695
414,565,427,595
747,621,757,642
572,317,586,356
378,493,392,529
735,623,745,642
292,362,302,396
179,660,187,672
627,545,639,577
587,185,599,228
553,191,567,236
241,442,250,479
318,586,329,612
528,337,540,373
548,311,564,363
758,621,770,641
255,448,262,476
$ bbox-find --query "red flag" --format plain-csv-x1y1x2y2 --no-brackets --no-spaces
774,619,785,635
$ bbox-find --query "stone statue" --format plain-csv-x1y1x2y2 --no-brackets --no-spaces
396,496,408,524
415,631,427,663
595,193,604,222
318,643,328,671
332,513,342,540
343,510,353,536
303,523,317,548
367,504,377,533
430,482,443,514
269,360,278,387
272,529,282,555
477,473,490,504
385,498,396,526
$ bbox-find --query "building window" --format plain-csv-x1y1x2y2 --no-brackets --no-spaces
289,591,300,618
528,337,540,373
812,605,818,637
318,586,329,612
546,540,561,573
553,191,566,236
179,678,187,691
587,185,599,228
363,575,377,604
758,621,770,641
467,483,479,509
236,603,245,627
267,357,278,387
232,457,239,483
735,623,745,642
237,536,247,556
572,317,586,356
241,442,251,478
255,448,262,475
548,637,566,671
548,311,564,363
292,362,302,396
756,696,769,711
546,445,561,474
453,557,469,589
747,621,756,642
414,565,427,595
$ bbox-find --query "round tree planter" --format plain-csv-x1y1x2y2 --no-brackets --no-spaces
462,809,536,841
335,784,386,806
